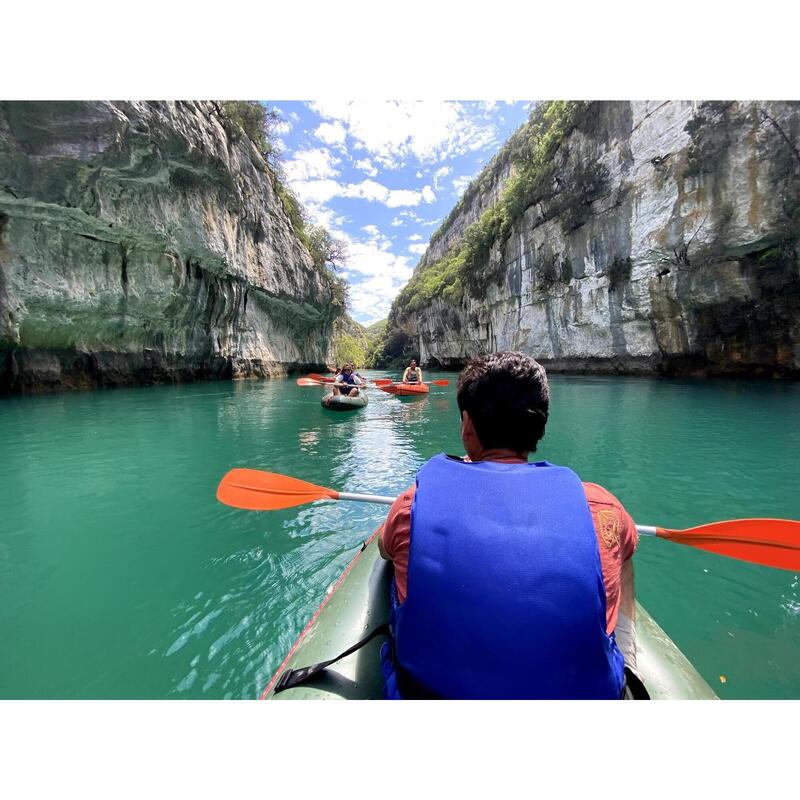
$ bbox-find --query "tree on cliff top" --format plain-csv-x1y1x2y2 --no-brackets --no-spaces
305,224,347,272
221,100,283,169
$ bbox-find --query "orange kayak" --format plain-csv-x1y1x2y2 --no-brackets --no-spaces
379,382,429,397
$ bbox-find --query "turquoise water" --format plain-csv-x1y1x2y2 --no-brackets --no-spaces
0,373,798,699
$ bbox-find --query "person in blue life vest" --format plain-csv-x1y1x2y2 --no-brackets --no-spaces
377,350,642,699
332,363,365,397
401,359,423,384
349,363,367,386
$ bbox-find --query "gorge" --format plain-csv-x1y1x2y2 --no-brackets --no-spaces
3,101,799,394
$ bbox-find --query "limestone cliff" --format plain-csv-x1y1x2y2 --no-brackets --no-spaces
0,101,339,392
391,101,800,377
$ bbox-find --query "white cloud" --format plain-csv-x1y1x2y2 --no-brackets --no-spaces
282,148,341,183
433,166,451,191
408,234,423,241
348,273,410,324
314,120,347,146
310,101,499,168
361,224,381,237
400,210,439,226
409,243,429,256
339,233,415,324
348,179,391,203
354,158,378,177
415,170,424,178
421,185,436,204
303,202,348,233
291,177,426,209
390,217,404,227
452,174,474,197
385,188,425,208
272,119,292,136
289,111,300,122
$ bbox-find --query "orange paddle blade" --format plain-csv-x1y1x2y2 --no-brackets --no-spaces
429,379,449,386
657,518,800,571
307,373,334,383
296,378,323,386
217,469,338,511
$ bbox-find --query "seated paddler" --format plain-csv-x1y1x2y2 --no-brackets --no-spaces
332,363,363,396
401,359,422,384
376,350,640,699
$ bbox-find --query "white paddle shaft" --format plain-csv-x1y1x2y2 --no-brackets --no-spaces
338,491,395,505
335,490,658,533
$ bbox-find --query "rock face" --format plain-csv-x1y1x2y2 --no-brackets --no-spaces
0,101,338,392
395,101,800,377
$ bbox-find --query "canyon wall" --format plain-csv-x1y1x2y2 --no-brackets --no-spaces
0,101,338,392
392,102,800,377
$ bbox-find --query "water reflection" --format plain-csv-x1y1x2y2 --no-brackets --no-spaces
167,373,432,697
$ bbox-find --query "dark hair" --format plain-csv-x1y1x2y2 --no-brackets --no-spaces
456,351,549,452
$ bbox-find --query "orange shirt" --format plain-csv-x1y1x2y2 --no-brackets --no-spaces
378,459,637,634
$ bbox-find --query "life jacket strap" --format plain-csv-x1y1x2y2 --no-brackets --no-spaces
273,623,390,694
273,626,651,698
621,667,651,700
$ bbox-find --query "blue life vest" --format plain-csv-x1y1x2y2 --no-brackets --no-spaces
383,454,625,699
337,372,357,385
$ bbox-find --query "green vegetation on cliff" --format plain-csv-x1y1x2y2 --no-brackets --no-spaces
331,316,370,367
363,319,417,369
393,101,606,315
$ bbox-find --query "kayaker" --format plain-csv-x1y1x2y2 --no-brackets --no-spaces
349,363,367,386
376,350,639,699
401,359,423,384
332,364,364,397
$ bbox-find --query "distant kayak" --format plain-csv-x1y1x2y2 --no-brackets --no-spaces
321,391,368,412
379,382,429,397
262,535,718,700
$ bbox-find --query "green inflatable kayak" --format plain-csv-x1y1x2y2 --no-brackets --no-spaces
321,390,368,411
262,533,718,700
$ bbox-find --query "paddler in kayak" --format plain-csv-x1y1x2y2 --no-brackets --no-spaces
332,363,365,397
401,359,423,384
349,363,367,386
376,350,640,699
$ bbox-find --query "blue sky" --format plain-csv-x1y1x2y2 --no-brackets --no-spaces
264,101,532,325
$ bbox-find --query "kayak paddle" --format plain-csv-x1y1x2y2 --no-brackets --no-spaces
216,468,800,572
298,377,372,388
372,379,450,387
217,468,391,510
